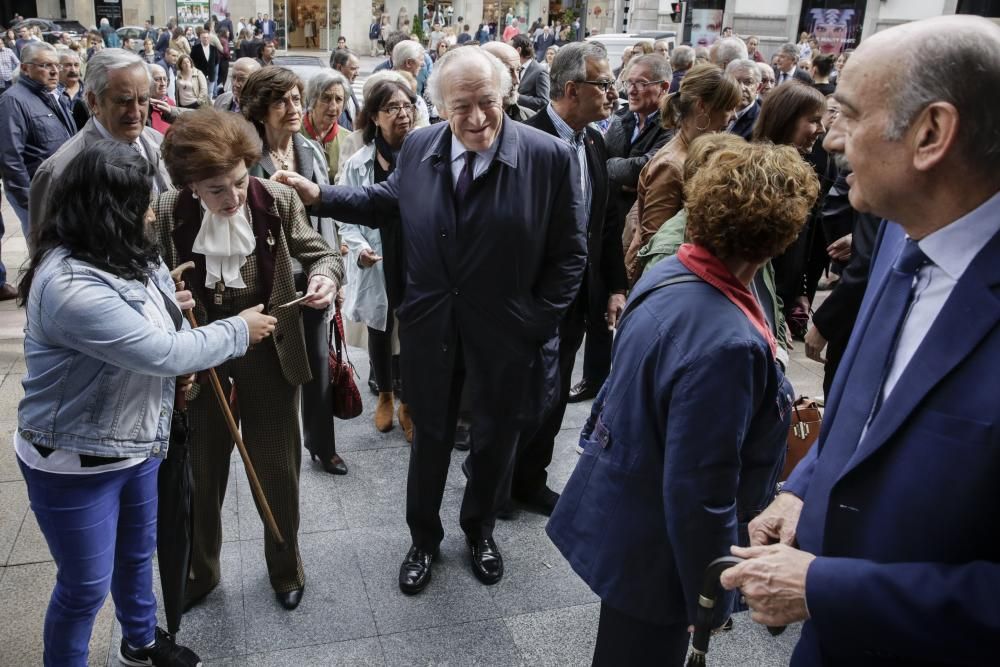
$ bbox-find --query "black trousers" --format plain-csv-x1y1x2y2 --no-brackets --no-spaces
405,340,520,550
300,304,337,461
592,602,690,667
512,292,587,497
367,315,395,393
581,279,612,385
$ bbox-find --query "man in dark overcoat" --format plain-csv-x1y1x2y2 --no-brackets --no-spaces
274,47,587,594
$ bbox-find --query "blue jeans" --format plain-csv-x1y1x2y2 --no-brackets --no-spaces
4,189,29,241
18,456,161,667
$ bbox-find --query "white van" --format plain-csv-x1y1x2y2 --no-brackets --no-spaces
586,31,677,69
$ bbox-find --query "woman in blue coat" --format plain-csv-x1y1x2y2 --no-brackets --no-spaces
547,142,820,665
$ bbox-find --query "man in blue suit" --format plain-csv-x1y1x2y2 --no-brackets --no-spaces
274,47,587,596
721,15,1000,665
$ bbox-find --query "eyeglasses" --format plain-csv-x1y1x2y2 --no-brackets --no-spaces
26,62,60,72
380,103,416,117
625,79,665,91
578,79,616,93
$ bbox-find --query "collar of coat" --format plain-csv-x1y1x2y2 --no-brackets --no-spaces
171,176,282,307
421,117,519,170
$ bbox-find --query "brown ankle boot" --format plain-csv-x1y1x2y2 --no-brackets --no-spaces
375,392,394,432
398,402,414,443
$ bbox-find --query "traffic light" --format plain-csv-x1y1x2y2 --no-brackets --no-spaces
670,2,683,23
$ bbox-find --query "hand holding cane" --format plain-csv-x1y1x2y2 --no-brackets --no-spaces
169,261,287,550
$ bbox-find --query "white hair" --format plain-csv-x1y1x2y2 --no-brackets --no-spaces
726,58,761,83
392,39,424,68
425,47,511,112
20,41,57,64
84,48,150,99
711,37,749,69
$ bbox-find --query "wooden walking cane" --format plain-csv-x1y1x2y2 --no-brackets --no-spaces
170,261,286,550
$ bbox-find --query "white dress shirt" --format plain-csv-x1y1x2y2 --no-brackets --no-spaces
881,188,1000,403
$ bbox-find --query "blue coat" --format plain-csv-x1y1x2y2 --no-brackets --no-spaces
547,256,791,626
785,221,1000,666
314,120,587,441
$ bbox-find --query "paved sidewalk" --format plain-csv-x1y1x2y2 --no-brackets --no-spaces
0,188,823,665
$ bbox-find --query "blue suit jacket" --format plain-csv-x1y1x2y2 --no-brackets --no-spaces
784,221,1000,665
547,256,790,626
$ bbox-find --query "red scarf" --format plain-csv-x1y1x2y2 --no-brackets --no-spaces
304,113,338,145
677,243,777,358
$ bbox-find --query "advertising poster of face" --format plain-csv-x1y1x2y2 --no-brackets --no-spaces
690,9,723,48
799,2,866,55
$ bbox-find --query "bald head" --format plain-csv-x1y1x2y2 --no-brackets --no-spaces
231,57,261,102
482,42,521,105
849,15,1000,169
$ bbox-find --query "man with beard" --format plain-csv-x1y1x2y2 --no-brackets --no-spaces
512,42,625,515
483,41,535,122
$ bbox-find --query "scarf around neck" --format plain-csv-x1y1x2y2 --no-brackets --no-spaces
677,243,777,358
191,203,256,288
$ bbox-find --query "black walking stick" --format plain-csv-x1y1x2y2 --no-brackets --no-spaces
686,556,786,666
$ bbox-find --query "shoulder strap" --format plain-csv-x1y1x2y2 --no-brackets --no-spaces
619,274,702,325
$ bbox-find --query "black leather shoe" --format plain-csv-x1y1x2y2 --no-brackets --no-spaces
513,486,560,516
399,545,438,595
468,537,504,585
567,379,599,403
312,453,348,475
276,587,304,610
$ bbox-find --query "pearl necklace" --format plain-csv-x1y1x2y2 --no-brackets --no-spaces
268,141,295,171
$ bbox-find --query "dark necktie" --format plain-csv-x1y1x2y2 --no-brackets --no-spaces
832,238,929,448
454,151,476,201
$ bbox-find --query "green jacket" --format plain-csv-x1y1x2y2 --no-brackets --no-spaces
638,208,789,358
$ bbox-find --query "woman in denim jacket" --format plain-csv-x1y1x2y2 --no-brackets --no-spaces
16,141,276,667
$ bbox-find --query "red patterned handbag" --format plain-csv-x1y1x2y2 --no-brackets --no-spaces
328,310,363,419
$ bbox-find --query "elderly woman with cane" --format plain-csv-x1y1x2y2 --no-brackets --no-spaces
153,109,343,611
16,140,276,667
547,141,819,665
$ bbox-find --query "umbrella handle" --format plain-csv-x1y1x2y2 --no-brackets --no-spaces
182,308,287,550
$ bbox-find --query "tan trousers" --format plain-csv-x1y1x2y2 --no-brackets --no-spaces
187,339,305,597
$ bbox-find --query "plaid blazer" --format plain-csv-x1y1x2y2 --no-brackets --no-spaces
153,176,343,386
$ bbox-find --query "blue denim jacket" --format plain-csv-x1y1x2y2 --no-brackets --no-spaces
18,247,250,458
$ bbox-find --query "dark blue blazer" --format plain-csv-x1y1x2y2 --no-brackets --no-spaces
547,256,790,626
785,221,1000,665
315,120,587,441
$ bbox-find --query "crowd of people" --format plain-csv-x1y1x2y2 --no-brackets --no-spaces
2,10,999,667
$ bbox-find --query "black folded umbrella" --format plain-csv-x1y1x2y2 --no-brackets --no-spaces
686,556,786,666
157,408,194,635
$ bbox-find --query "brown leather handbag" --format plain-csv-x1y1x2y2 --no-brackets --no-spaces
781,397,823,481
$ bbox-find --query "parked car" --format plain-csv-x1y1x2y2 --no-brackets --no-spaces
586,31,677,69
116,26,149,51
272,54,326,85
11,18,87,45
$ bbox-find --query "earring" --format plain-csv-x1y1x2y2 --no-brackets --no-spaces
191,191,199,199
695,113,710,132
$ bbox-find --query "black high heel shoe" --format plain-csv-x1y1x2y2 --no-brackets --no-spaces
311,453,348,475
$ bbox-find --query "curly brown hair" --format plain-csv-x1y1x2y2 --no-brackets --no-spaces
240,67,304,137
659,63,742,131
684,142,820,263
682,132,747,183
161,108,263,186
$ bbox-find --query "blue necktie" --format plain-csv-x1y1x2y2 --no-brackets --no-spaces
832,238,930,449
454,151,476,202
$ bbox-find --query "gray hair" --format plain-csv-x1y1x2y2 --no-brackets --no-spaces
549,42,608,100
883,21,1000,169
330,48,357,69
756,61,775,83
778,43,798,58
84,48,150,99
59,49,81,62
711,37,749,69
628,54,672,84
726,58,761,83
426,47,510,112
305,69,350,110
20,41,57,63
363,70,409,98
392,39,423,68
670,45,695,71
